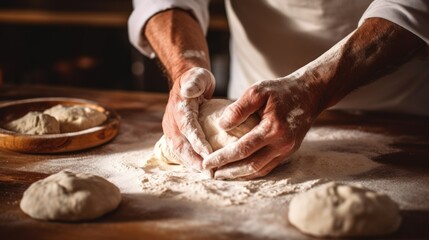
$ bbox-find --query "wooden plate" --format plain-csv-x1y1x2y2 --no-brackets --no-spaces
0,97,120,153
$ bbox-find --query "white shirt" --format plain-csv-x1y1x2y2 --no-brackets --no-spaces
129,0,429,116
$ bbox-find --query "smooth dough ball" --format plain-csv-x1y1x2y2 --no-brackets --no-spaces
288,182,401,237
3,111,60,135
154,99,259,164
20,171,121,221
44,104,107,133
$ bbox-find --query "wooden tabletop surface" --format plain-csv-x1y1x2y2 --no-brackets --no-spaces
0,85,429,240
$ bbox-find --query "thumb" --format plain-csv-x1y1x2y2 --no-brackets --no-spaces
219,92,265,131
180,67,215,98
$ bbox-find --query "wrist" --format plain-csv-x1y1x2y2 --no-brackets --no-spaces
281,65,337,118
144,9,211,85
285,32,353,114
297,72,330,118
171,58,210,83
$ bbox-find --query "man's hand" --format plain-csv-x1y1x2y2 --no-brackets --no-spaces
162,67,215,171
203,76,320,180
201,18,425,180
144,9,214,172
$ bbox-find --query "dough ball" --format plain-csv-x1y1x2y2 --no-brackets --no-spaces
288,182,401,237
199,99,259,151
44,104,107,133
154,99,259,164
3,111,60,135
20,171,121,221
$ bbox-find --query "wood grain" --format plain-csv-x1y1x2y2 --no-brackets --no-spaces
0,85,429,240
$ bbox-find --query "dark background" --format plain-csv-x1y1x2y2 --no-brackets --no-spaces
0,0,230,96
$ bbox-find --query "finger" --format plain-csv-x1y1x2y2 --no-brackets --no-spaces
162,113,205,172
237,155,287,180
236,142,295,180
219,87,266,131
202,120,271,169
166,134,204,172
180,67,215,98
213,146,284,180
176,98,213,157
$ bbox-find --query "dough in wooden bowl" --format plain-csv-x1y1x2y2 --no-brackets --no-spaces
20,171,121,221
3,111,60,135
288,182,401,237
44,104,107,133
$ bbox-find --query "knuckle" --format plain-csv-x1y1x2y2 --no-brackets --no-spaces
178,117,196,134
227,104,245,119
237,141,255,158
264,120,286,139
248,85,265,99
256,80,278,92
279,139,296,154
247,85,260,96
247,161,261,173
270,121,283,135
177,120,189,132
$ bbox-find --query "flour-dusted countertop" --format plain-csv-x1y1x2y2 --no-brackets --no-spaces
1,85,429,240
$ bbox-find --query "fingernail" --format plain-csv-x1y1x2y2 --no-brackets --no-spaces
213,170,228,180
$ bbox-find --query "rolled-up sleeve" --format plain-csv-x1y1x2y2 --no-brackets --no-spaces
359,0,429,45
128,0,210,58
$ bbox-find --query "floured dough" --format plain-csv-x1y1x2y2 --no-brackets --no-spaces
154,99,259,164
288,182,401,237
4,111,60,135
44,104,107,133
20,171,121,221
199,99,260,151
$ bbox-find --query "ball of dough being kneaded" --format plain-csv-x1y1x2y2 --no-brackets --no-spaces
3,111,60,135
288,182,401,237
154,99,259,165
20,171,121,221
44,104,107,133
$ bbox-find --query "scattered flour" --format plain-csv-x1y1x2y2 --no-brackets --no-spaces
6,111,425,239
141,156,322,206
136,127,394,206
286,107,304,129
15,117,396,207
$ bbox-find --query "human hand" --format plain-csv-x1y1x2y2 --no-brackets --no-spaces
203,75,322,180
162,67,215,171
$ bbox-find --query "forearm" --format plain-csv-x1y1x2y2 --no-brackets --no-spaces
144,9,210,83
299,18,425,113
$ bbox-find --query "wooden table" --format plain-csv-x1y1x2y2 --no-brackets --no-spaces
1,85,429,240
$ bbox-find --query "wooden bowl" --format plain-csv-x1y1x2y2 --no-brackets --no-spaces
0,97,120,154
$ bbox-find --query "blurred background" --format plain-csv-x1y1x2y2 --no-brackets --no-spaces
0,0,230,96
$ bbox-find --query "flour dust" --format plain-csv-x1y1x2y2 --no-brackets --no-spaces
17,116,398,207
